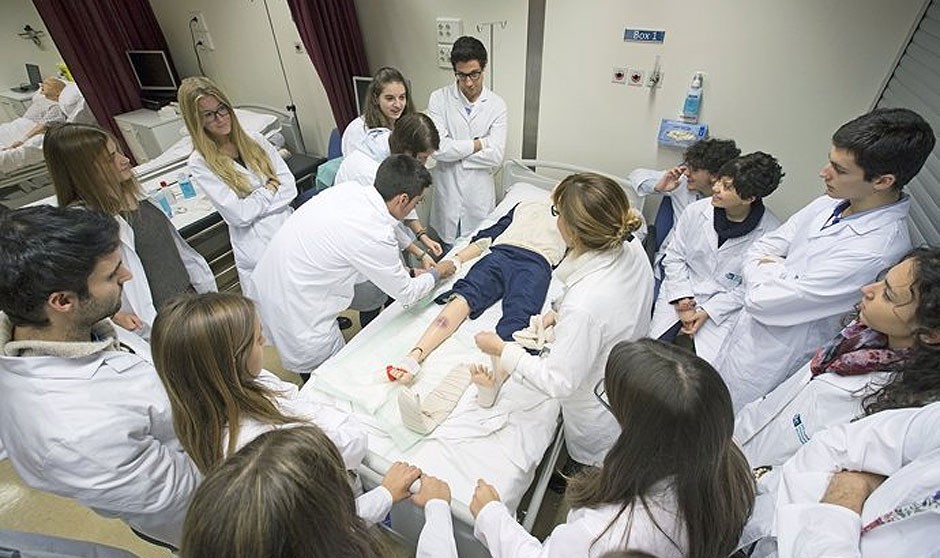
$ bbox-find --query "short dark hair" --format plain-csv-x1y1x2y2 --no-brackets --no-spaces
832,107,935,189
450,36,487,69
684,138,741,175
373,154,432,201
0,205,119,327
389,113,440,155
717,151,785,200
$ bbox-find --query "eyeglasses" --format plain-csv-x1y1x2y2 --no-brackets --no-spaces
201,104,230,122
454,70,482,82
550,205,559,217
593,377,610,412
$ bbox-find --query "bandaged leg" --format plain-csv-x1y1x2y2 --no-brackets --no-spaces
387,297,472,382
512,314,556,352
470,356,511,408
398,364,473,434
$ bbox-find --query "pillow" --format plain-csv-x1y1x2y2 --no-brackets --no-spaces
58,82,85,120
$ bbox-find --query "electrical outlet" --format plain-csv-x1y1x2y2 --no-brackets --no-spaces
437,43,452,69
627,68,645,87
611,67,627,85
188,11,208,33
436,18,463,43
195,30,215,51
294,41,305,54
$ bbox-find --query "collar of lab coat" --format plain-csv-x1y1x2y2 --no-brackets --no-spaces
448,82,494,113
813,194,910,237
554,243,625,287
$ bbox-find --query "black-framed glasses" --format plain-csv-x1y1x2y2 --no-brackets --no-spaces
455,70,482,82
593,377,610,412
550,204,559,217
201,104,230,122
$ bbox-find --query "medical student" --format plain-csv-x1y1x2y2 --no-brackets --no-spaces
44,123,216,338
744,402,940,558
427,35,508,249
250,155,456,375
473,173,653,467
469,339,754,558
336,112,444,265
178,77,296,293
735,247,940,467
341,66,415,156
714,108,935,411
0,206,199,548
650,151,783,364
152,292,422,523
182,427,458,558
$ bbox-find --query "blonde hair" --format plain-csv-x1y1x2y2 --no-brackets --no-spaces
552,172,642,252
152,292,293,473
178,76,278,197
44,123,141,215
181,427,385,558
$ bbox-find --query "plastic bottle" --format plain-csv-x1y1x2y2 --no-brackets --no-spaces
681,72,703,123
178,172,197,199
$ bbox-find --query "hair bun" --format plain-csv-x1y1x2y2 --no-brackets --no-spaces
622,208,643,237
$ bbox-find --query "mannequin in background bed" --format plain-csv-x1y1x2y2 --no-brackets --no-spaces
341,66,415,156
44,123,216,338
178,76,297,293
1,77,66,150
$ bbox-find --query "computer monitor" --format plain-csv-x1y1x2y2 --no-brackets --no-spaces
126,50,177,92
352,76,372,115
25,64,41,88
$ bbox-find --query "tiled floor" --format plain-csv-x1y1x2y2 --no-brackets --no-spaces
0,308,565,556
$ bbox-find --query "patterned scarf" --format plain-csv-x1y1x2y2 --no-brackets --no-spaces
810,320,913,377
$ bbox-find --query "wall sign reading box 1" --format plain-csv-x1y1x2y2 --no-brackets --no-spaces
624,29,665,43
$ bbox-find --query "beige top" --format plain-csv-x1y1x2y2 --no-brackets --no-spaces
491,198,567,266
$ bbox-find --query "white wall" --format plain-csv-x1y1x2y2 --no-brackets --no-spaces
0,0,64,87
354,0,926,220
150,0,337,156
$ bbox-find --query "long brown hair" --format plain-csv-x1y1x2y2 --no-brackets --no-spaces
152,292,293,473
44,123,140,215
567,339,754,558
362,67,415,129
181,426,385,558
552,172,643,253
178,76,278,197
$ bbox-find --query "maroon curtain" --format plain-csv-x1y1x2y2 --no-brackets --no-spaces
286,0,369,130
32,0,179,160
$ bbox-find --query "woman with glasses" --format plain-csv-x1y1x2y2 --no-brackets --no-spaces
734,247,940,468
471,173,653,468
179,76,296,293
44,123,216,337
341,66,415,156
470,339,754,558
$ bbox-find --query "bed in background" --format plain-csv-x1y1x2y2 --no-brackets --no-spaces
297,160,644,557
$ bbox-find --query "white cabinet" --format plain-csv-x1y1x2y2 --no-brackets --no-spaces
0,88,36,122
113,109,185,163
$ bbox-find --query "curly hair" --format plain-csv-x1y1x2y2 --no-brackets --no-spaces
717,151,785,200
863,247,940,414
683,138,740,174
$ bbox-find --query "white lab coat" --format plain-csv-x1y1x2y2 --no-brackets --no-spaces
117,210,217,339
713,195,911,411
427,84,508,243
250,181,437,374
473,481,687,557
334,128,415,249
340,115,369,156
734,359,894,467
187,131,296,291
500,239,653,465
0,315,200,546
745,403,940,558
628,168,703,271
650,198,780,364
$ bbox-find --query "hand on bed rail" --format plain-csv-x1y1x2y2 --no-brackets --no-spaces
411,475,452,507
470,479,501,518
380,461,423,503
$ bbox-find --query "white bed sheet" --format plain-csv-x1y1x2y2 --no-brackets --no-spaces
0,118,44,174
299,182,563,513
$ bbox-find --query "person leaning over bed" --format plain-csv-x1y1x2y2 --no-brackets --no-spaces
178,77,297,294
44,123,216,338
468,340,754,558
472,172,653,467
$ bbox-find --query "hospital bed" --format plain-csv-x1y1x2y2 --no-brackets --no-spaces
298,159,643,556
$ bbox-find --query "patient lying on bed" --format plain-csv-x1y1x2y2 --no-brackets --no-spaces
1,78,66,150
387,197,566,388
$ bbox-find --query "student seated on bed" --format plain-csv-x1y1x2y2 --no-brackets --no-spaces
467,339,754,558
45,123,216,339
152,292,421,524
1,76,66,150
181,427,459,558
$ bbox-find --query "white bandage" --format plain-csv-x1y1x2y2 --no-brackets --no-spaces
511,315,556,352
473,356,511,408
472,237,493,252
398,363,473,435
